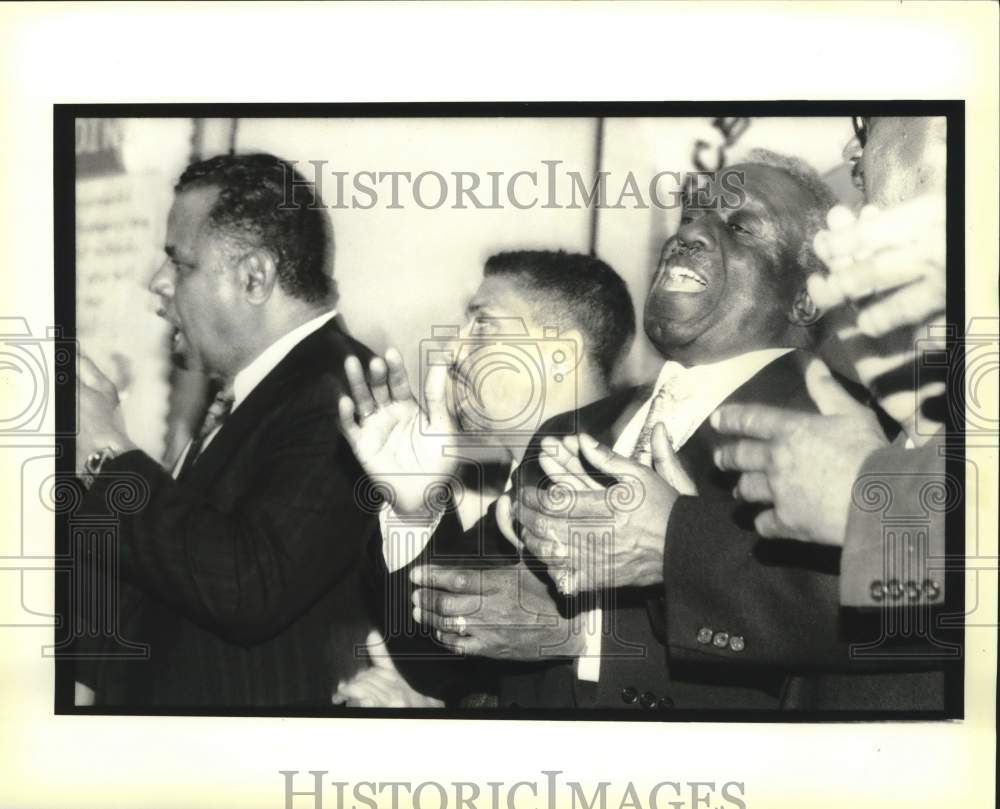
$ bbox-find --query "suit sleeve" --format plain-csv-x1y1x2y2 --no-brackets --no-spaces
378,501,513,702
661,490,853,669
83,383,374,647
840,431,948,608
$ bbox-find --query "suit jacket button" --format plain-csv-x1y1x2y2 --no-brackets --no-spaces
905,580,922,600
621,687,638,704
657,697,675,709
923,579,941,600
887,579,903,599
712,631,730,648
696,627,713,644
639,691,657,709
869,580,886,601
728,635,745,652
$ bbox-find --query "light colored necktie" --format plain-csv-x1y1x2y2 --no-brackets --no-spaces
630,367,690,467
177,387,234,478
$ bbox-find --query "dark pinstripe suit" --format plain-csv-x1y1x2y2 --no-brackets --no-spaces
76,318,378,707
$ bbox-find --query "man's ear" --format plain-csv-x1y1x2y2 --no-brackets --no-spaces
238,248,278,304
555,327,587,382
788,281,822,327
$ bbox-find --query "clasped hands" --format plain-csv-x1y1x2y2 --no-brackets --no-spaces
497,425,696,597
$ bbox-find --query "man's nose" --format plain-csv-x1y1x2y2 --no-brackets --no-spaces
148,260,174,298
842,134,863,164
675,214,718,253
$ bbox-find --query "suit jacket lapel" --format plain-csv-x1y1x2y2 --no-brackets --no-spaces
579,384,653,447
180,317,346,491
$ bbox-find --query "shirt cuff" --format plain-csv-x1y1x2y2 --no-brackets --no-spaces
380,503,444,572
575,607,603,682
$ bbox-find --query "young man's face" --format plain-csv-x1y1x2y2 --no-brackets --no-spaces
644,164,818,363
149,186,247,378
450,274,584,439
845,116,947,207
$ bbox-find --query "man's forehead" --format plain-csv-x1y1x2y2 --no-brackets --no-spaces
166,185,220,242
468,275,542,323
726,163,815,217
682,164,800,208
472,275,527,306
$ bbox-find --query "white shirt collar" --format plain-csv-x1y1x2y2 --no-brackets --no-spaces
231,309,338,410
614,347,794,455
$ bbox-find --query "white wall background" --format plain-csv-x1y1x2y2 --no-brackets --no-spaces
77,115,858,459
237,115,855,384
235,117,598,383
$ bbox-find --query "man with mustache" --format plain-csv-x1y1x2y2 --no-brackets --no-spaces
73,153,377,706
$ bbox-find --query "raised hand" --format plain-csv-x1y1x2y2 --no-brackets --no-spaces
338,347,460,517
808,197,947,442
77,354,134,474
809,195,945,342
331,630,444,708
507,427,687,595
711,359,889,545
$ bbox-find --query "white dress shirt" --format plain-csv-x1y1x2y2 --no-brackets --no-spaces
170,309,338,478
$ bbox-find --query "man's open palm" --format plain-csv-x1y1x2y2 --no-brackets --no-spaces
339,348,459,517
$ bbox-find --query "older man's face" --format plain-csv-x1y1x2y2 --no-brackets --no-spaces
644,164,818,362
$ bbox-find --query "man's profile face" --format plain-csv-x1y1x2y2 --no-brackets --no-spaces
644,164,817,362
149,186,244,377
450,274,578,438
846,116,946,207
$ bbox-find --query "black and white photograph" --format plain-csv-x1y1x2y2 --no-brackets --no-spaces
57,106,963,718
1,4,996,809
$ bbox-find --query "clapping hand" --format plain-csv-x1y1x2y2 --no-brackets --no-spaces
77,355,134,474
809,196,947,440
809,195,945,344
711,359,888,545
498,426,695,595
338,348,460,518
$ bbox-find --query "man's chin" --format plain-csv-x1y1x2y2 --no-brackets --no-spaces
644,294,716,345
169,332,207,373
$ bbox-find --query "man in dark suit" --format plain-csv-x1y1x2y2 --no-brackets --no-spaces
714,117,951,607
400,150,943,711
73,153,377,707
708,117,959,708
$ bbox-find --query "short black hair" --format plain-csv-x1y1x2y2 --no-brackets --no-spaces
175,153,332,303
483,250,635,382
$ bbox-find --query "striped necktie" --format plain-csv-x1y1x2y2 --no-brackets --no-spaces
177,387,234,479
